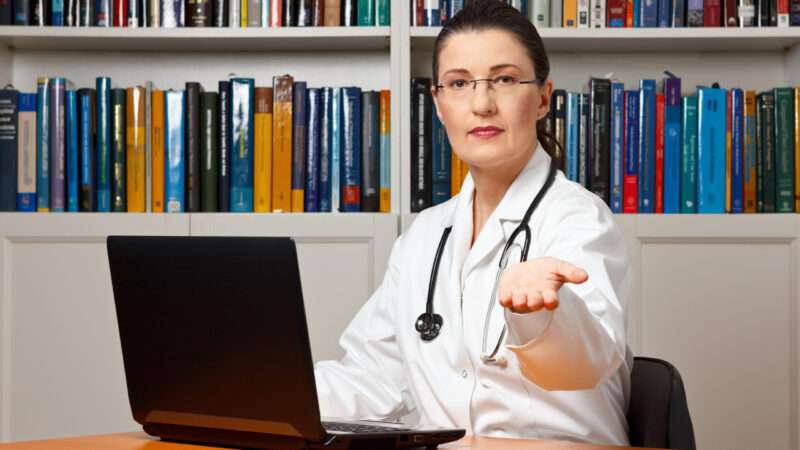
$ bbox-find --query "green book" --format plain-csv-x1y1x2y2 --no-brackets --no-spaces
376,0,389,25
773,87,795,212
680,95,698,213
759,92,776,213
111,88,126,213
200,92,219,213
756,94,764,212
357,0,374,25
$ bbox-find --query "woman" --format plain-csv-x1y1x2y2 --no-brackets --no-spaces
314,0,633,445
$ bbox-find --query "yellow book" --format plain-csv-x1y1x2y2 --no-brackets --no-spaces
563,0,578,26
126,87,146,212
151,90,165,213
795,87,800,212
725,90,732,213
254,87,273,213
744,90,757,213
241,0,247,27
272,75,294,212
450,151,462,197
379,89,391,213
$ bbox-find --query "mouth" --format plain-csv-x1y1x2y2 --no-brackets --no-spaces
468,126,504,139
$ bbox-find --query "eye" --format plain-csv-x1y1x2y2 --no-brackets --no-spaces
448,79,469,90
494,75,518,86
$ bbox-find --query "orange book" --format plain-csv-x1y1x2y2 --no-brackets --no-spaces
563,0,578,26
795,87,800,212
450,151,461,197
744,90,757,213
379,89,391,213
725,90,732,213
626,0,633,26
240,0,247,27
126,87,146,212
271,75,294,212
151,90,165,213
254,87,274,213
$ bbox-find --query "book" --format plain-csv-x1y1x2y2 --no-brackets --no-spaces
610,82,624,214
319,87,333,212
272,75,293,212
681,95,698,213
624,90,639,213
126,86,146,212
432,110,450,206
731,88,744,213
36,78,50,212
218,80,230,212
379,89,391,213
65,90,79,212
185,82,202,212
51,78,67,212
697,86,726,214
305,88,322,212
96,77,111,212
361,90,380,212
0,89,18,211
165,90,185,213
411,78,432,213
111,88,126,212
744,90,757,213
663,76,682,214
774,87,795,212
291,81,308,212
16,93,36,212
341,86,362,212
638,79,656,213
201,91,219,212
151,89,165,212
230,77,255,213
254,87,272,213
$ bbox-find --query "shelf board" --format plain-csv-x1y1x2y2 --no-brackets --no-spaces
0,25,391,52
411,27,800,53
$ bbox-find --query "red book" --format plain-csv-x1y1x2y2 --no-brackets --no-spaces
113,0,127,26
704,0,722,26
607,0,627,26
724,0,738,25
271,0,283,26
655,93,664,214
623,91,638,213
415,0,424,25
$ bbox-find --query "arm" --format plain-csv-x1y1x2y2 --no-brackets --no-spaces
314,234,415,421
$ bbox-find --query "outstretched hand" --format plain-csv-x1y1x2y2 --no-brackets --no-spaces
497,257,589,313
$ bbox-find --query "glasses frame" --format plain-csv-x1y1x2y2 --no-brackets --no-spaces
434,77,543,94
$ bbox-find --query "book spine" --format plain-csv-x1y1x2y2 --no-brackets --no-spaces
655,93,664,213
731,88,744,213
762,93,776,211
228,0,240,27
624,90,639,213
284,0,296,25
424,0,440,25
704,0,721,25
13,0,30,24
725,90,732,213
607,0,626,25
0,89,17,211
52,0,65,25
270,0,281,25
578,92,588,188
33,0,52,25
126,87,146,212
697,87,726,213
319,87,332,212
341,86,362,212
641,0,658,25
744,90,757,212
66,90,79,212
323,0,339,25
145,82,152,211
553,89,567,171
756,94,764,211
305,88,322,212
681,95,698,213
774,87,795,212
724,0,738,24
379,89,390,213
148,0,159,26
113,0,127,26
217,80,230,212
360,90,380,212
96,77,111,211
110,88,126,212
161,0,180,26
188,0,211,25
201,92,219,212
778,0,790,25
591,0,606,26
377,0,389,24
271,75,293,212
590,80,610,205
213,0,226,24
638,79,656,213
564,0,577,26
296,0,311,25
17,94,36,212
253,87,272,212
151,90,165,212
566,92,579,182
230,78,255,213
185,82,202,212
674,0,686,25
531,0,550,27
739,0,756,24
664,77,681,214
687,0,703,25
50,78,66,213
795,87,800,211
64,0,78,26
246,0,259,25
610,82,624,213
78,89,95,211
331,87,341,212
165,90,185,213
290,81,307,212
410,78,431,213
128,0,139,25
312,0,323,26
36,78,50,212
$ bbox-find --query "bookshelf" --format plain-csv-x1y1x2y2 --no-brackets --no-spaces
2,2,800,449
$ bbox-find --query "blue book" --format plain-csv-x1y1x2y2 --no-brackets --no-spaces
319,87,333,213
657,0,671,26
95,77,111,212
65,90,79,212
78,89,95,212
291,81,307,212
230,78,255,213
16,93,37,212
49,77,66,213
697,87,726,214
51,0,63,25
641,0,658,26
638,79,656,213
624,90,640,213
450,0,464,16
610,82,625,214
680,96,698,213
95,0,110,25
0,89,18,212
341,87,362,212
431,111,450,205
165,90,185,213
331,88,342,212
305,87,321,212
425,1,440,25
566,92,579,182
664,76,682,214
634,0,641,25
731,88,744,213
36,78,50,212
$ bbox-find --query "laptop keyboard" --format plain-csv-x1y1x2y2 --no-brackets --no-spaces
322,421,410,434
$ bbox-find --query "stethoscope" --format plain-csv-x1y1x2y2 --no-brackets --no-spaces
414,157,559,366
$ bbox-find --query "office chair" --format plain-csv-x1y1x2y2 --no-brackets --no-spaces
627,356,696,450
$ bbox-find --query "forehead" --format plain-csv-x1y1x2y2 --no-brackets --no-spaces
437,28,534,75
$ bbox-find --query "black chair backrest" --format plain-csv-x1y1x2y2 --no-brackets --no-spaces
627,356,696,450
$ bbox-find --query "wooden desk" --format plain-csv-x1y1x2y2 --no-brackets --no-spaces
0,432,656,449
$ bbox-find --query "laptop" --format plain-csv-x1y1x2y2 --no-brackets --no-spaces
107,236,465,450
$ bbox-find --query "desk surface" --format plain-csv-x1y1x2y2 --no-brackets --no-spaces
0,432,655,450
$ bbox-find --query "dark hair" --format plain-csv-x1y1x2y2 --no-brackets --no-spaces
432,0,562,163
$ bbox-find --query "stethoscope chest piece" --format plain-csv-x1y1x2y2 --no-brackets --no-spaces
415,312,443,341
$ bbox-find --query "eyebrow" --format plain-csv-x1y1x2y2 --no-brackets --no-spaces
440,64,523,78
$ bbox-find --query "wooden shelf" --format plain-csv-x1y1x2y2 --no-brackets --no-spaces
0,26,391,52
411,26,800,52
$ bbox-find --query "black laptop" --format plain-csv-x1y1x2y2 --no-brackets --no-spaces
107,236,465,450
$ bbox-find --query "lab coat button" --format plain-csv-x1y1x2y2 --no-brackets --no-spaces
460,369,468,379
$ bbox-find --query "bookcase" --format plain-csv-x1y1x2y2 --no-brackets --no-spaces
1,1,800,449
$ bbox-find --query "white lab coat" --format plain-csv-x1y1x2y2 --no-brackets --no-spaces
314,143,634,445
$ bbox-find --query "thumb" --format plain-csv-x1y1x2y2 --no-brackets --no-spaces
553,260,589,284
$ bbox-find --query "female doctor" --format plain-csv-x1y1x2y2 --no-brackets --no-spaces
314,0,634,445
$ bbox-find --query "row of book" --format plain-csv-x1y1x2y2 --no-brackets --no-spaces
0,77,391,213
0,0,389,27
410,76,800,214
413,0,800,27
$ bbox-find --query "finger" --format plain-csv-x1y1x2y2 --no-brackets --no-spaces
541,289,560,310
511,288,528,313
554,260,589,284
497,284,513,308
526,290,544,312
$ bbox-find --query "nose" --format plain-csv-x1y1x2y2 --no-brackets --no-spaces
470,81,497,116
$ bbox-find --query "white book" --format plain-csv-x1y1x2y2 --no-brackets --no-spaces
578,0,590,27
531,0,551,27
591,0,606,27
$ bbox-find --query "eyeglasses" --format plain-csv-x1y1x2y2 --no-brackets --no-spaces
435,75,542,101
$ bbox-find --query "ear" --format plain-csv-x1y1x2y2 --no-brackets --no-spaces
538,78,553,121
430,84,444,124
